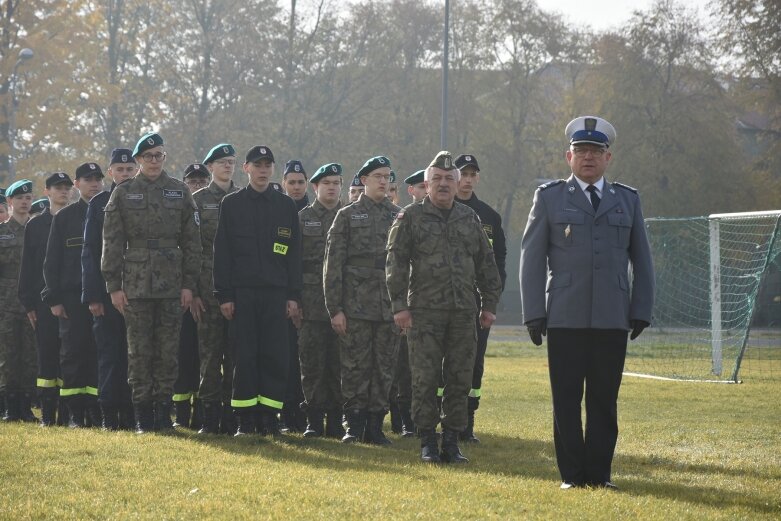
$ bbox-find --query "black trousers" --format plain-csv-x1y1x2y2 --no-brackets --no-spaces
469,318,490,409
285,320,304,409
230,287,289,413
59,292,98,400
93,296,131,407
547,328,627,485
174,310,200,403
34,299,61,397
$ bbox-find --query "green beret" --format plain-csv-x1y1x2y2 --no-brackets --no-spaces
6,179,33,197
404,170,425,185
428,151,456,171
350,173,363,187
132,132,164,157
310,163,342,184
30,198,49,215
203,143,235,164
357,156,391,178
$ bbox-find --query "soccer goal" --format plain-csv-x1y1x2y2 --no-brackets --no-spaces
624,210,781,383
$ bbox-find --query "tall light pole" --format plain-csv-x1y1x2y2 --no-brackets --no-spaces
7,47,34,179
440,0,449,150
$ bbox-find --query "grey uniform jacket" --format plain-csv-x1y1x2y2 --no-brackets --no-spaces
520,174,654,330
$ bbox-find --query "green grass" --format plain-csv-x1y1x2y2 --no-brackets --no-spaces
2,348,780,520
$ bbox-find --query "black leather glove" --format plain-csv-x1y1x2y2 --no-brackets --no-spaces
526,318,547,346
629,319,650,340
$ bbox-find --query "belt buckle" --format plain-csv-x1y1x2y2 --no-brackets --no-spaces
147,239,159,248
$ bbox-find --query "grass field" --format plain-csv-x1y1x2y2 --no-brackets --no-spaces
1,340,780,520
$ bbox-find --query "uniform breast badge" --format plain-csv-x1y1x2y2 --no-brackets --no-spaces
565,224,571,239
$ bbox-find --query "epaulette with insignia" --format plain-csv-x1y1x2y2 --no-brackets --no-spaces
538,179,565,191
612,182,638,193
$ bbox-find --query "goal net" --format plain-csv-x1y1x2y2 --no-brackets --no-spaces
624,210,781,382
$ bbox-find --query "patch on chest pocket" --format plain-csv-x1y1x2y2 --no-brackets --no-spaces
482,224,493,236
277,227,291,238
304,221,321,227
273,243,288,255
351,214,368,220
163,189,183,199
126,194,143,200
202,203,219,210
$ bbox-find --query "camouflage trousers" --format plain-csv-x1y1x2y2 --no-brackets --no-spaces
125,299,182,404
298,319,342,411
0,309,36,394
407,308,476,431
340,318,399,413
390,335,412,404
197,295,232,404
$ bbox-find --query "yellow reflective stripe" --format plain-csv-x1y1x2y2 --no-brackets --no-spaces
488,238,494,247
85,386,98,396
258,396,283,410
57,378,64,387
231,397,258,408
60,387,95,397
436,388,444,397
37,378,60,388
172,393,192,402
468,388,481,398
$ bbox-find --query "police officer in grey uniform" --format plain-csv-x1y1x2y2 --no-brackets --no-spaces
520,116,654,489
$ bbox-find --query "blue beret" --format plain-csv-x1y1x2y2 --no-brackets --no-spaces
310,163,342,184
184,163,209,179
110,148,135,165
565,116,616,147
132,132,164,157
357,156,391,178
6,179,33,197
45,172,73,188
404,170,425,185
350,173,364,187
75,162,104,179
283,160,307,178
30,198,49,215
203,143,236,164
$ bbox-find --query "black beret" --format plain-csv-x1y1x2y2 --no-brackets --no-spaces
75,162,104,179
110,148,136,165
45,172,74,188
184,163,209,179
404,170,425,185
203,143,236,164
357,156,391,178
310,163,342,184
132,132,164,157
454,154,480,172
245,145,275,163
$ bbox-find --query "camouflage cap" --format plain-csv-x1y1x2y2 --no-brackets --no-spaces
310,163,342,184
428,151,456,171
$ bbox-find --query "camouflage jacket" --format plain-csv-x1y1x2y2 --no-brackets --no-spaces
299,199,342,322
386,197,502,313
101,171,202,299
0,217,27,313
193,180,238,299
324,193,401,321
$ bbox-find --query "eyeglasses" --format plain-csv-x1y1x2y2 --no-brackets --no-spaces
140,152,166,163
186,179,209,188
214,158,236,167
368,174,391,181
571,147,607,158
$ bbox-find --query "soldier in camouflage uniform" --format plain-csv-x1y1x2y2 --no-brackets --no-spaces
0,180,37,422
386,151,502,463
298,163,344,438
101,132,202,433
190,144,239,435
324,156,401,445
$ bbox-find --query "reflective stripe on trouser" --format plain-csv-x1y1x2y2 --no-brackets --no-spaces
60,386,98,397
339,318,399,414
35,298,61,397
408,308,476,431
125,299,182,404
298,319,342,410
93,299,131,407
58,292,98,402
389,335,412,404
0,308,36,394
230,287,288,411
173,309,199,402
197,292,232,403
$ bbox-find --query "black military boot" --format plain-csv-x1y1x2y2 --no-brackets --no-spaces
40,395,58,427
440,428,469,464
19,392,38,423
190,398,203,431
341,409,366,444
364,412,392,445
399,401,415,438
419,428,441,463
325,409,345,439
389,401,402,434
2,391,20,421
68,397,86,428
101,404,119,431
198,401,221,434
261,411,281,437
119,403,135,430
234,410,257,437
135,402,155,434
173,400,191,428
56,398,69,426
86,397,102,429
303,408,324,438
221,405,238,435
460,397,480,443
154,401,174,432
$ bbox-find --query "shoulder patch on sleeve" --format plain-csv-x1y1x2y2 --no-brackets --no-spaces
538,179,565,191
612,182,638,193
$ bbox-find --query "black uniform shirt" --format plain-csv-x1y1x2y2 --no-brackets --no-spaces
42,198,88,305
213,184,302,304
18,209,53,312
81,187,113,304
455,192,507,289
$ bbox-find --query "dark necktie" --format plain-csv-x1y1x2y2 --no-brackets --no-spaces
586,184,600,211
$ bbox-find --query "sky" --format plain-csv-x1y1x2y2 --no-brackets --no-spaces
536,0,713,32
